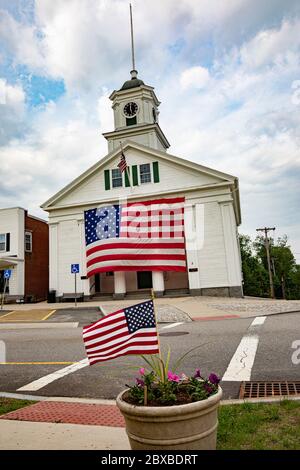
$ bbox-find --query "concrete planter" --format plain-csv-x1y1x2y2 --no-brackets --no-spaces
116,386,222,450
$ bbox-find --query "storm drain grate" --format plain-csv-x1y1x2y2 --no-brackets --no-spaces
239,381,300,399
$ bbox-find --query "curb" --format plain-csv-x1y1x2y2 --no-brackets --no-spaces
1,391,299,407
221,396,300,405
0,322,79,329
0,392,116,405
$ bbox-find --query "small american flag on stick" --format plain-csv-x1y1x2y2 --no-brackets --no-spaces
82,300,159,365
118,151,128,173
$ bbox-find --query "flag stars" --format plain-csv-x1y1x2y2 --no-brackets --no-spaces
125,301,156,333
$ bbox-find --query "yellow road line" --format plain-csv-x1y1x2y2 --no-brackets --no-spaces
42,309,56,321
0,361,76,365
0,320,46,322
0,310,17,319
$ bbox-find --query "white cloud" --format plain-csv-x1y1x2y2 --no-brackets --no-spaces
180,66,210,90
0,9,45,73
0,78,25,107
0,78,26,144
240,19,300,69
0,0,300,256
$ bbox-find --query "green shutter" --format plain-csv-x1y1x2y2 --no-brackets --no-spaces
132,165,138,186
104,169,110,190
153,161,160,183
6,233,10,252
125,167,131,187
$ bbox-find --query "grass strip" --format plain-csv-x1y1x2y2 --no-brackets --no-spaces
217,400,300,450
0,397,37,416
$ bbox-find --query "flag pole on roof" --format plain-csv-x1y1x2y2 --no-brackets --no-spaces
129,3,137,79
118,141,132,188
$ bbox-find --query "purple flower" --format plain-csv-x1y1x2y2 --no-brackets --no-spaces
167,371,180,382
209,373,220,385
136,378,145,387
204,383,213,394
193,368,201,378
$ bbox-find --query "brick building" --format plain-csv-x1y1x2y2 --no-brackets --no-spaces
0,207,49,302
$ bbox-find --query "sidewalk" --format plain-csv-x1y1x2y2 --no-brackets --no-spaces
1,393,300,450
0,398,130,450
1,296,300,322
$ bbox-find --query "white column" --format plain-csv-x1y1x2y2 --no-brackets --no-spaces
184,203,204,295
78,219,90,297
114,271,126,299
220,203,243,296
152,271,164,297
49,223,58,293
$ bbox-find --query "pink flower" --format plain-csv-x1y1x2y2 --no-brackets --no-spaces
139,368,145,376
136,378,145,387
167,371,180,382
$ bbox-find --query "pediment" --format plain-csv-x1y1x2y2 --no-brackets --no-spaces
41,141,236,210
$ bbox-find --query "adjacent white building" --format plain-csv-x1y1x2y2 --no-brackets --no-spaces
0,207,49,301
41,70,243,300
0,208,25,299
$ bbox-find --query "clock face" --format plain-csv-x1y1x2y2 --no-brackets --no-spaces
123,102,138,117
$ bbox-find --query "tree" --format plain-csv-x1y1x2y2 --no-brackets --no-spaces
271,236,296,299
239,235,269,297
239,233,300,299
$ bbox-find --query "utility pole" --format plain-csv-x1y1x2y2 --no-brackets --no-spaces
256,227,276,298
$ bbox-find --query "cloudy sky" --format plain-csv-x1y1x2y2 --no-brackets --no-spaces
0,0,300,261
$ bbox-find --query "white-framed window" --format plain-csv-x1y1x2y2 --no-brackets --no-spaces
25,231,32,252
111,168,123,188
0,234,6,252
139,163,151,184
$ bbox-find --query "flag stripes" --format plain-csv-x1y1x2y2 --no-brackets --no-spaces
84,197,186,275
118,152,128,173
82,300,159,365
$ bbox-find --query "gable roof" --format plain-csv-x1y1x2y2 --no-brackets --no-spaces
41,140,241,224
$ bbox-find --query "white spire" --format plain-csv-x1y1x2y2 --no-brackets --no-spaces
129,3,137,78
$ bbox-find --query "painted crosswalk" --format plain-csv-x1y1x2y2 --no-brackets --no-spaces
17,359,89,392
222,316,266,382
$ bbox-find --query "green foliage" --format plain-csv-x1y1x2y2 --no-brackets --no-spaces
0,398,36,416
239,233,300,299
126,353,220,406
217,401,300,450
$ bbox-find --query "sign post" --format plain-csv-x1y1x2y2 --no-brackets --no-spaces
1,269,11,310
71,264,80,307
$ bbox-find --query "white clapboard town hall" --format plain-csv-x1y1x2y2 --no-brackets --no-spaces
41,67,243,301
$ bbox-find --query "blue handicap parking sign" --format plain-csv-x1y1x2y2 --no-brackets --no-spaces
71,264,80,274
4,269,12,279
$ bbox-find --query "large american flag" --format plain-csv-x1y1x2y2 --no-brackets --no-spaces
82,300,159,365
84,197,186,277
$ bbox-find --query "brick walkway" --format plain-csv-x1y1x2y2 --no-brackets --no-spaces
0,401,125,427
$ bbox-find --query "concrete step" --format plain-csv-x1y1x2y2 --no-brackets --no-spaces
125,291,152,299
164,289,190,298
92,289,190,301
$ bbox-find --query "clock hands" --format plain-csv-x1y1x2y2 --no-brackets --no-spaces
124,102,138,117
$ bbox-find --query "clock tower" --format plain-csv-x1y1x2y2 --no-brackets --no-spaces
102,69,170,153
